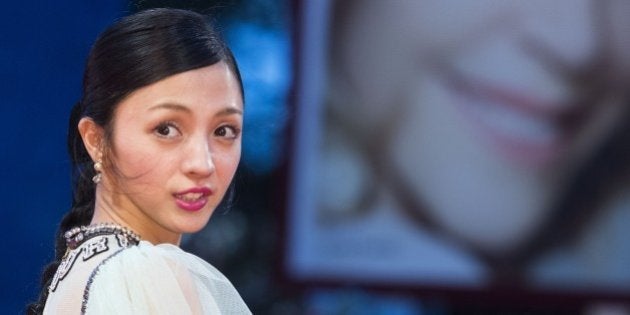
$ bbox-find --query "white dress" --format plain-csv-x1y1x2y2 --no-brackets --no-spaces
43,234,251,314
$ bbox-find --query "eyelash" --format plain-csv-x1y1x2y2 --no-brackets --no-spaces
154,121,181,139
153,121,241,140
215,125,241,140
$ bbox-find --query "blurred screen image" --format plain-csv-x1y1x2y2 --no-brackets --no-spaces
286,0,630,298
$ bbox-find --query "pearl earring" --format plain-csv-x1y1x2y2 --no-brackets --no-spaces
92,161,103,184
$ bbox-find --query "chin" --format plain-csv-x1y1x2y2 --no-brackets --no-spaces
179,216,213,234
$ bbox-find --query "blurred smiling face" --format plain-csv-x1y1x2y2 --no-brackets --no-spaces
102,62,243,244
339,0,630,169
333,0,630,253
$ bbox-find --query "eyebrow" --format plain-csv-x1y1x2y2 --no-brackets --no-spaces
149,103,191,113
216,107,243,116
148,103,243,116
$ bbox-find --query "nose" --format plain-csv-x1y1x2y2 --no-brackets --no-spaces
182,135,215,178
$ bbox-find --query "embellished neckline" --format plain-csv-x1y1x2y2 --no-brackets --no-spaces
65,223,141,249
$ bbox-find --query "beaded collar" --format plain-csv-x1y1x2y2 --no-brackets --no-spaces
49,223,142,294
65,223,141,250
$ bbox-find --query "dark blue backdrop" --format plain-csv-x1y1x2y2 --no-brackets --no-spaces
1,2,127,313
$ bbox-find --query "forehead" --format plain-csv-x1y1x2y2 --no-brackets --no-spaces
114,62,243,118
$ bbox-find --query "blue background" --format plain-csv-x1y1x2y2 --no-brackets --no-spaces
2,2,127,313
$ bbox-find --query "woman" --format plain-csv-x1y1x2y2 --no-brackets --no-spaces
27,8,251,314
289,0,630,289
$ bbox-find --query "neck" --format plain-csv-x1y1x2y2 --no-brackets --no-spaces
91,185,182,246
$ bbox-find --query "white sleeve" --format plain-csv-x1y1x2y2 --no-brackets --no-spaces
83,242,251,315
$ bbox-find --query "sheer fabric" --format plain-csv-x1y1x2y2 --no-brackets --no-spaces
44,236,250,314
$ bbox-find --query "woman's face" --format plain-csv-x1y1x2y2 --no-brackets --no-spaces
102,62,242,244
331,0,630,253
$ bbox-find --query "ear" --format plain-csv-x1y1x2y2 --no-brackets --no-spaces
78,117,105,162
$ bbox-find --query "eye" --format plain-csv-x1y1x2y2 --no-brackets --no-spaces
154,122,181,139
214,125,240,140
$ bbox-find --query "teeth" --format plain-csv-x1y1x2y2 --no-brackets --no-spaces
468,96,558,145
177,192,203,202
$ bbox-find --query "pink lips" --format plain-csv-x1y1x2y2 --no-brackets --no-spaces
173,187,212,212
448,75,577,168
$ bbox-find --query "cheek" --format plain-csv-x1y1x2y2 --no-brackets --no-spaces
215,145,241,181
110,133,172,186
